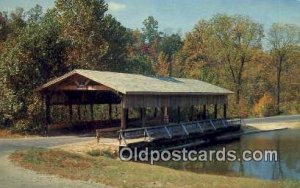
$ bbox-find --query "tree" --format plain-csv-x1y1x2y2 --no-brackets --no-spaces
142,16,160,44
267,23,300,113
182,14,264,106
0,9,69,132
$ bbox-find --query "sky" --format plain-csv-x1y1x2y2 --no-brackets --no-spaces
1,0,300,34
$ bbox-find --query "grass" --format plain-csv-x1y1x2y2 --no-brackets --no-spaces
0,128,24,138
10,148,300,188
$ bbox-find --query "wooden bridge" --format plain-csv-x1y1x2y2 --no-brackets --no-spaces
118,117,242,146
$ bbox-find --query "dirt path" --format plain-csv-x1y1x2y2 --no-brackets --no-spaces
0,136,113,188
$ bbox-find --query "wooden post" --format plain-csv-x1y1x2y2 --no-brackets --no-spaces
163,106,169,124
223,104,227,119
141,108,146,127
214,104,218,119
202,104,207,119
69,104,73,122
190,105,194,121
154,107,158,118
140,108,143,120
121,108,127,129
125,108,129,122
177,106,181,123
90,104,94,120
77,105,81,120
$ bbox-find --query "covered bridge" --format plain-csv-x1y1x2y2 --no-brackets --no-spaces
37,69,233,131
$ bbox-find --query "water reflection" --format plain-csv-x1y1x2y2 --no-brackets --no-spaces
156,129,300,180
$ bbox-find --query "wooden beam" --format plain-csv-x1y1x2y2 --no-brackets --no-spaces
190,105,194,121
177,106,181,123
223,104,227,118
202,104,207,119
163,106,169,124
141,108,146,127
214,104,218,119
121,108,127,129
52,84,111,91
154,107,158,118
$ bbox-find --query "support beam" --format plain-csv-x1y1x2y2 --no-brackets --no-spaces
90,104,94,121
223,104,227,118
163,106,169,124
190,105,194,121
140,108,143,120
202,104,207,119
177,106,181,123
141,108,146,127
121,108,127,130
154,107,158,118
214,104,218,119
125,108,129,122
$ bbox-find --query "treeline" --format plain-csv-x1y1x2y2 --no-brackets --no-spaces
0,0,299,133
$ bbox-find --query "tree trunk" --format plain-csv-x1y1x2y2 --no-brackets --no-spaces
275,56,283,114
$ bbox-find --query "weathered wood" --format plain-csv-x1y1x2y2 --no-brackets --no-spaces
121,108,127,129
154,107,158,118
163,106,169,124
141,108,146,127
214,104,218,119
223,104,227,118
123,94,228,108
202,104,207,119
190,105,194,121
177,106,181,123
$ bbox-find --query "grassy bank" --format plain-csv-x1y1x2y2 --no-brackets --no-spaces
10,148,299,188
0,129,24,138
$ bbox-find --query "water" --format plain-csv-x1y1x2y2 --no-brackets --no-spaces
156,129,300,180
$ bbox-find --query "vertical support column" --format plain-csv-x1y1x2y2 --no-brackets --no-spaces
154,107,158,118
223,104,227,119
120,107,127,130
177,106,181,123
202,104,207,119
190,105,194,121
163,106,169,124
214,104,218,119
90,104,94,121
141,108,146,127
125,108,129,123
69,104,73,122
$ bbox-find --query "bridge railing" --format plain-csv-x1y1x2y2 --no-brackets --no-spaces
119,117,242,146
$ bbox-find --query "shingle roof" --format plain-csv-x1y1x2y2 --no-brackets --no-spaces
38,69,234,95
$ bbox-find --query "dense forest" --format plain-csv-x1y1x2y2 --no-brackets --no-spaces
0,0,299,133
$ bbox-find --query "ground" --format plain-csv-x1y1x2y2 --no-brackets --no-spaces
0,136,111,188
